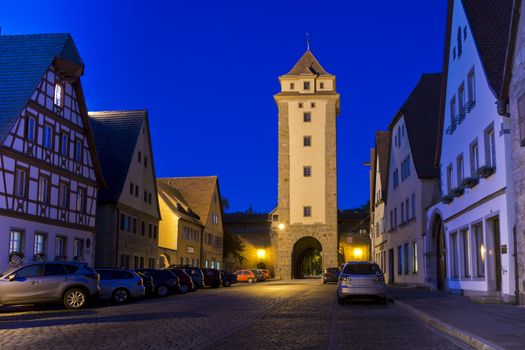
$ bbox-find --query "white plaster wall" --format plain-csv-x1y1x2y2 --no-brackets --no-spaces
0,216,94,273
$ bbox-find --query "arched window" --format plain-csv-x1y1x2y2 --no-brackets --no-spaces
457,27,462,58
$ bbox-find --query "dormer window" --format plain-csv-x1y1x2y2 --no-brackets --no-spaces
457,27,462,58
290,83,295,90
54,83,64,107
320,82,324,89
298,103,303,108
304,81,310,90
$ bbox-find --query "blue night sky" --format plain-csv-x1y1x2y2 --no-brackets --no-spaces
1,1,447,213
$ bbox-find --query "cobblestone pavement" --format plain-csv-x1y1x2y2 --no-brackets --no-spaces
0,279,471,349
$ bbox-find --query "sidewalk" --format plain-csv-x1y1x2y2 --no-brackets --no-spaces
389,287,525,350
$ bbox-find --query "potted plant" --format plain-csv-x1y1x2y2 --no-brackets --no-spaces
33,253,47,261
440,194,454,204
476,166,495,179
450,187,465,197
8,251,24,266
461,177,479,189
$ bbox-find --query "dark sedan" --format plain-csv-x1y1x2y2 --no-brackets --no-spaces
220,270,238,287
202,268,222,288
135,269,180,297
323,267,340,284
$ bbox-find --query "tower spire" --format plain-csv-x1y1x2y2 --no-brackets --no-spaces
306,32,310,51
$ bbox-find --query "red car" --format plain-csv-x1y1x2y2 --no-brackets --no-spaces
167,268,195,293
234,269,257,283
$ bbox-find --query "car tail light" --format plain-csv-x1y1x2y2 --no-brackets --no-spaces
85,273,99,280
138,278,143,286
375,275,385,281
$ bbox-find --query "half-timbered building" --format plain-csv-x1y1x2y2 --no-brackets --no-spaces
0,34,105,272
90,110,160,269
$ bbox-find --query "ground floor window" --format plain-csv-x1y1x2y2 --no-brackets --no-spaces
148,258,156,268
461,229,471,277
474,224,485,277
120,254,130,268
140,257,144,268
412,241,418,273
403,244,409,274
9,230,23,254
450,233,458,278
205,260,209,268
55,236,66,259
34,233,46,256
73,239,83,260
134,256,139,268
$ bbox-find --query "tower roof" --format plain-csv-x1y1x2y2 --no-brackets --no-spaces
284,50,331,76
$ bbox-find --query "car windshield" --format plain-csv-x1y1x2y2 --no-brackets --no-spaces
343,263,381,275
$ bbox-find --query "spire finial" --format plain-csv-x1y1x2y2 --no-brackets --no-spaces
306,32,310,51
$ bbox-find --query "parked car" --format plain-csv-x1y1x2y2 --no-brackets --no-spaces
95,268,145,303
135,269,180,297
323,267,341,284
252,269,265,281
135,271,155,295
337,262,387,305
170,266,204,289
167,268,195,293
258,269,271,280
202,268,222,288
0,261,99,309
234,269,257,283
220,270,238,287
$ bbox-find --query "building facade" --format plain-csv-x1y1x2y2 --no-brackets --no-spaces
370,131,391,281
508,0,525,305
0,34,105,272
90,110,160,269
271,50,340,279
384,74,441,287
426,0,516,301
158,176,224,269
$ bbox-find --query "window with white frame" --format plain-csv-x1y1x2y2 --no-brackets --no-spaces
9,230,23,254
38,176,50,203
474,224,485,277
43,124,53,149
60,132,68,156
458,83,465,116
467,68,476,106
446,164,453,193
450,96,457,124
55,236,66,258
457,154,464,184
26,116,36,141
73,239,83,259
54,83,64,107
470,140,479,175
412,241,418,273
77,187,87,213
34,233,46,255
450,233,459,278
15,168,28,198
75,139,83,162
461,228,471,278
411,194,416,219
485,126,496,168
59,182,69,208
404,243,409,274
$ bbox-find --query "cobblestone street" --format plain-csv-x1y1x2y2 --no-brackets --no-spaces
0,280,470,349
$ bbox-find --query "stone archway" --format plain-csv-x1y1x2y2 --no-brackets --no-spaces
291,236,323,279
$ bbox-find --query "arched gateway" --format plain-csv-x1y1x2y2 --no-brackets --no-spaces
270,49,340,279
426,212,447,290
292,237,323,279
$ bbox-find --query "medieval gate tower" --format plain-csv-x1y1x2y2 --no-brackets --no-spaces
271,50,340,279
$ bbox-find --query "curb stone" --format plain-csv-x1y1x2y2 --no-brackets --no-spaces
393,299,503,350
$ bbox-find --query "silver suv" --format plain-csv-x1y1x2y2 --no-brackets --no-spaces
0,261,99,309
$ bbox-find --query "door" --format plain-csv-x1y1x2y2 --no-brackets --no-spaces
388,249,394,285
0,264,44,304
437,222,447,290
40,263,69,300
492,218,502,292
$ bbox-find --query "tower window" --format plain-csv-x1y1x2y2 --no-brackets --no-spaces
303,136,311,147
303,206,312,217
303,112,311,122
320,82,324,89
298,103,303,108
303,166,311,177
311,102,315,108
290,83,295,90
303,81,310,90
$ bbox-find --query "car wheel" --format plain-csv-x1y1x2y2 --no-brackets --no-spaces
223,280,231,287
157,285,169,297
179,283,189,294
248,278,254,283
112,288,130,303
63,288,87,309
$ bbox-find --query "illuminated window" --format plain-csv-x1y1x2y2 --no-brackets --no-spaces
474,224,485,277
412,241,418,273
34,233,46,255
54,83,63,107
9,230,23,254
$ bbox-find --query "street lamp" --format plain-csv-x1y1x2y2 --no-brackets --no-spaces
256,249,266,259
278,223,285,230
353,248,363,260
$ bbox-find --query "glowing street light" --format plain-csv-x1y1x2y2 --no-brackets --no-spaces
256,249,266,259
353,248,363,260
278,223,285,230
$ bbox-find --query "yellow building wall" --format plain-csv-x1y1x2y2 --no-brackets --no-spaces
158,195,179,251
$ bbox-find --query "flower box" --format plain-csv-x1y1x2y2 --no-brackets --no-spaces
461,177,478,188
450,187,465,197
8,252,24,266
33,253,47,262
476,166,495,179
441,194,454,204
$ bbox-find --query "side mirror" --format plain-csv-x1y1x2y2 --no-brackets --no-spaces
7,274,16,281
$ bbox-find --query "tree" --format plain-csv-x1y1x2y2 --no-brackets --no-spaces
223,230,246,267
221,197,230,212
